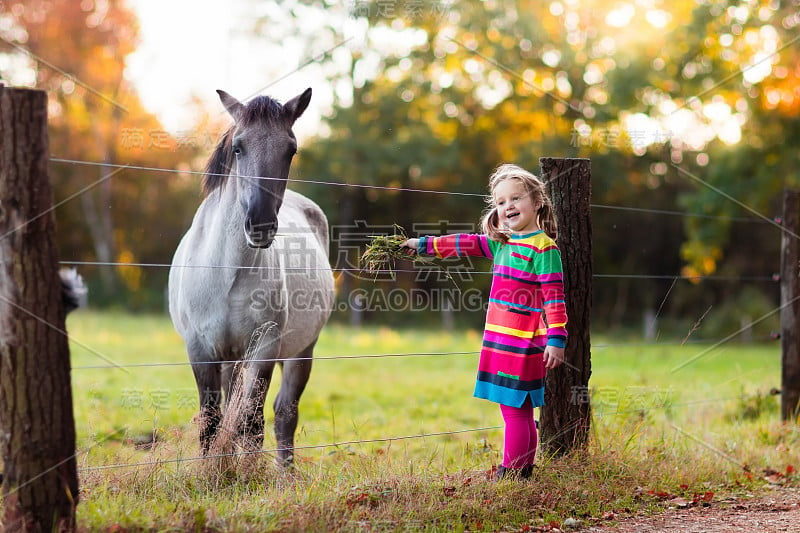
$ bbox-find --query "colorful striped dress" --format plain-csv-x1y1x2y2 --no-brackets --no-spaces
417,231,568,408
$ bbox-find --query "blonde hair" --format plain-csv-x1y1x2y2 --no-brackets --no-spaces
480,163,558,243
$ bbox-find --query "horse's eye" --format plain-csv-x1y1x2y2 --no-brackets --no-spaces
233,145,242,156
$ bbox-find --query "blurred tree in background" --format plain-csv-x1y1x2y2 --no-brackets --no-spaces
0,0,205,308
280,0,792,334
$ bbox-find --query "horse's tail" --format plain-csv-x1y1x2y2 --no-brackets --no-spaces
60,268,87,313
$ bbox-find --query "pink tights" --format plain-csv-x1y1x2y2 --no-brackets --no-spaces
500,401,538,469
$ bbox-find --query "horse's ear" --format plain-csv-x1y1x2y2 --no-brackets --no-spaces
217,90,244,121
284,88,312,125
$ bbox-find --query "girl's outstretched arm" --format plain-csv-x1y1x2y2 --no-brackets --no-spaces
406,234,497,259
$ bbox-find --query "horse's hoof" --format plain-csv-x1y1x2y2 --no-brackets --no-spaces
277,454,294,469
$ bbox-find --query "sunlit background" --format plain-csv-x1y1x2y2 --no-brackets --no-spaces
0,0,795,337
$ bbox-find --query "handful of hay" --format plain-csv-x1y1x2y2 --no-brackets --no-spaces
360,225,458,288
360,225,416,275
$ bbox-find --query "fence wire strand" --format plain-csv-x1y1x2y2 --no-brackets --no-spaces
49,157,484,197
78,425,504,473
70,335,779,372
50,156,776,224
59,260,779,283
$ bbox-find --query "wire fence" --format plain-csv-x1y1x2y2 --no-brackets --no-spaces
49,156,781,285
47,154,786,471
59,260,780,283
77,425,505,473
74,390,774,475
50,156,778,224
70,334,782,372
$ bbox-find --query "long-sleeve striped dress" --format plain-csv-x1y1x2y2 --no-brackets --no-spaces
417,231,568,408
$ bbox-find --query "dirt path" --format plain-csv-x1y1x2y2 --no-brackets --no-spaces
585,487,800,533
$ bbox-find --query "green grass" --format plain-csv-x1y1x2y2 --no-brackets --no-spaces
61,311,798,531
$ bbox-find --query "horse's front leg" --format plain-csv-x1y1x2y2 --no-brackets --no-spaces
237,324,283,453
274,340,315,467
237,362,275,452
189,340,221,455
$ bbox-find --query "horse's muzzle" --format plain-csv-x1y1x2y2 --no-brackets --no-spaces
248,239,274,249
244,220,278,248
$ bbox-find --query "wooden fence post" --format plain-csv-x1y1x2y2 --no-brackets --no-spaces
0,87,79,531
539,157,592,454
781,188,800,422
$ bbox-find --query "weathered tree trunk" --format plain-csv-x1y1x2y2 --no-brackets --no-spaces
539,157,592,455
0,87,78,531
781,188,800,422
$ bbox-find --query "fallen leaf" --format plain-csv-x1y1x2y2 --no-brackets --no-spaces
765,473,785,485
345,491,370,509
668,497,691,508
764,468,785,484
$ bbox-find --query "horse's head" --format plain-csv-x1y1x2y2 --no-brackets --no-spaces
214,88,312,248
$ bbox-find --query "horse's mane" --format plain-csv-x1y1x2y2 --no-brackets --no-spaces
201,95,288,197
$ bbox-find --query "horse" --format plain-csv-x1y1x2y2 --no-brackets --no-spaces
168,88,334,466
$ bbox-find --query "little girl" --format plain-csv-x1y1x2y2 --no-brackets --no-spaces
402,163,567,480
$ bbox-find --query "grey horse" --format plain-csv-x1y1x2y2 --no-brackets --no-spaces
168,88,334,465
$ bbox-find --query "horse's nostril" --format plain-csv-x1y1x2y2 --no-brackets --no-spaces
244,218,279,247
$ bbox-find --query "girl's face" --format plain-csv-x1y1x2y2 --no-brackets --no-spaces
493,178,541,235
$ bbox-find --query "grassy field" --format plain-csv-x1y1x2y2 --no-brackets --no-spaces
62,310,797,531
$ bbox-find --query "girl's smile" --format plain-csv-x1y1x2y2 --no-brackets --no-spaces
494,179,540,235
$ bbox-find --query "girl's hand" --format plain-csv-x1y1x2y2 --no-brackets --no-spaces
543,345,565,370
401,238,419,255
